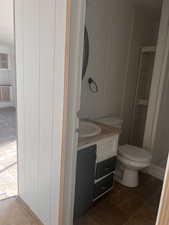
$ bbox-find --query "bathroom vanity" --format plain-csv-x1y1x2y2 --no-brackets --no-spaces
74,121,120,218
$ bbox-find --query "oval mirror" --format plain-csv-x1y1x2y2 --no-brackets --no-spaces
82,26,89,80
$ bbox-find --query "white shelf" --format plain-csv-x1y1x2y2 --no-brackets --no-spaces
141,46,156,53
137,99,148,106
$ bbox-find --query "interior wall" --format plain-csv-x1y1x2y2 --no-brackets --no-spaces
120,9,159,144
0,0,16,106
79,0,159,143
152,60,169,167
79,0,134,119
15,0,68,224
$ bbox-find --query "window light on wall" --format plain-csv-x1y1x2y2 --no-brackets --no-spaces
0,53,9,69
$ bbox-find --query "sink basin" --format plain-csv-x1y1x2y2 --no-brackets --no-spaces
79,121,101,138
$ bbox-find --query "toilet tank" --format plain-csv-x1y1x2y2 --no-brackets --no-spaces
95,116,123,129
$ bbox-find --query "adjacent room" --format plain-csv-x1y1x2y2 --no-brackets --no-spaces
0,0,17,200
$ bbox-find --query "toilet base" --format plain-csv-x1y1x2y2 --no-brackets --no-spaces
120,168,139,188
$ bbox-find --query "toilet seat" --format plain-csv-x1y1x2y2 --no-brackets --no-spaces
119,145,152,163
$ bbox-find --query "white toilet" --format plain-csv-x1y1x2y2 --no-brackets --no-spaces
96,116,152,188
117,145,152,187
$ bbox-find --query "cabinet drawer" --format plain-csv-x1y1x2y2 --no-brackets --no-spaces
94,174,114,199
97,135,119,162
96,156,116,179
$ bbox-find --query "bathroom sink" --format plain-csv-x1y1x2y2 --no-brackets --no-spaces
79,121,101,138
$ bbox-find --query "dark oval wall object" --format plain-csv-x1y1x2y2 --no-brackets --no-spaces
82,26,89,80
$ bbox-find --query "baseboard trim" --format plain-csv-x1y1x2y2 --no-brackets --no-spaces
146,164,165,181
17,196,44,225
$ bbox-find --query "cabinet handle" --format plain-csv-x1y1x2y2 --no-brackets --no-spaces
101,186,107,190
104,167,110,171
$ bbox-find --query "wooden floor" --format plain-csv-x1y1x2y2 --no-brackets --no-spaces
74,173,163,225
0,173,162,225
0,197,42,225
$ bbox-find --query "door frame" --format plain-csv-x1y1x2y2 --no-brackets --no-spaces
156,155,169,225
59,0,86,225
61,0,169,225
143,0,169,153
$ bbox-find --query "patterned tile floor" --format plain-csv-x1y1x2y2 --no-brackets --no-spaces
0,107,17,200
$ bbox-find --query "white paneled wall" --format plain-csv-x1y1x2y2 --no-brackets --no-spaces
15,0,68,225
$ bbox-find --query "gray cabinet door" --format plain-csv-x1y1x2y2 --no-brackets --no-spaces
74,145,96,218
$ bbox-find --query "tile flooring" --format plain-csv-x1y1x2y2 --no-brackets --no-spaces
0,107,17,200
75,173,163,225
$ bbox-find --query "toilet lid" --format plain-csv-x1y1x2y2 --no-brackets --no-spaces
119,145,152,163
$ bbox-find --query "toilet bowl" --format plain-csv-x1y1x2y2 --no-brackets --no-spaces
117,145,152,187
95,116,152,187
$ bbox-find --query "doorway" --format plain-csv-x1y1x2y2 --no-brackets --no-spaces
65,1,169,224
0,0,17,200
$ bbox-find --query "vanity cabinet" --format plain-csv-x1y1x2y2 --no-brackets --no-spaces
75,133,119,216
96,156,116,179
93,136,118,200
96,135,119,162
94,156,116,200
74,145,96,218
94,174,114,199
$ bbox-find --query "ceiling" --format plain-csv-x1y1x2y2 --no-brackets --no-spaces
131,0,163,20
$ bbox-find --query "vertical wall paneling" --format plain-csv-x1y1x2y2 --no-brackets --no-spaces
15,0,68,224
